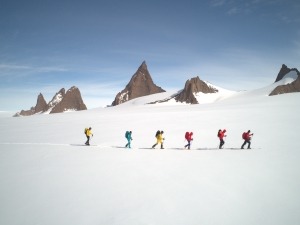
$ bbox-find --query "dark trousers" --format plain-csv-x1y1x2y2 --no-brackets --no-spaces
241,140,251,149
85,135,90,145
185,140,191,149
152,143,164,149
219,139,225,149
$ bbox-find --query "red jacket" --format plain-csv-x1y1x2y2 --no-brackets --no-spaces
185,132,193,141
244,132,252,141
218,130,226,140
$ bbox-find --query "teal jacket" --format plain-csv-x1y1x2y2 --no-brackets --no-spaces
126,131,132,140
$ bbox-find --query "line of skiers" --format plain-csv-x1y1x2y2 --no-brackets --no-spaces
84,127,254,149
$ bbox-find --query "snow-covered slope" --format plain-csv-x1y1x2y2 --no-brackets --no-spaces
0,83,299,225
193,81,236,104
215,70,299,104
117,81,236,107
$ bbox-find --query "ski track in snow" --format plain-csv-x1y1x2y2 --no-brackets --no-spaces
0,142,260,150
0,142,105,147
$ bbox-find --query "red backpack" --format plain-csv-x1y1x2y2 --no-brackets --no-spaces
242,132,247,140
185,132,189,139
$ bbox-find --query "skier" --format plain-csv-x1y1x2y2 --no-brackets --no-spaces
152,130,165,149
218,129,226,149
84,127,93,146
184,132,193,149
241,130,254,149
125,131,133,148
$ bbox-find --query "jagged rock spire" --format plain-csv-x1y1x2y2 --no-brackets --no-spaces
111,61,165,106
50,86,87,113
270,64,300,96
34,93,48,113
275,64,300,82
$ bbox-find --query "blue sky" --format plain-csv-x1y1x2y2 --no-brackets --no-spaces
0,0,299,111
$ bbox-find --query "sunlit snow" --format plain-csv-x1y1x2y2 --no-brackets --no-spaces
0,73,299,225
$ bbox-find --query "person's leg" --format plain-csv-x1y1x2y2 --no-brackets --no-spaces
219,139,224,149
152,141,158,148
86,136,90,145
241,140,246,149
128,139,131,148
247,140,251,149
185,140,189,149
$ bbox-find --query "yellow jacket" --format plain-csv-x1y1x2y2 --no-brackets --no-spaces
86,129,93,137
156,133,164,143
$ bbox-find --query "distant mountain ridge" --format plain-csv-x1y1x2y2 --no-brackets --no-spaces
14,86,87,117
111,61,165,106
13,63,299,116
113,63,299,106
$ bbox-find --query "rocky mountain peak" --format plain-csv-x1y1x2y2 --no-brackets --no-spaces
50,86,87,114
111,61,165,106
275,64,300,82
175,76,218,104
270,64,300,96
139,60,147,70
47,88,66,111
34,93,48,113
14,86,87,116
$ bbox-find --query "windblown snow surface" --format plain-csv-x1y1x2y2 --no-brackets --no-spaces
0,75,300,225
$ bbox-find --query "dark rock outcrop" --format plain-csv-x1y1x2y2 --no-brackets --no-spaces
175,76,218,104
47,88,66,112
111,61,165,106
14,86,87,116
14,107,35,117
50,86,87,113
13,93,48,117
274,64,300,82
269,64,300,96
270,76,300,96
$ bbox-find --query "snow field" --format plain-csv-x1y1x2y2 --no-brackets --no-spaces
0,85,300,225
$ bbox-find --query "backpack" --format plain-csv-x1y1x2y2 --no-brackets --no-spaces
155,130,160,138
242,132,247,140
217,130,221,137
84,128,88,135
185,132,189,139
125,131,129,138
